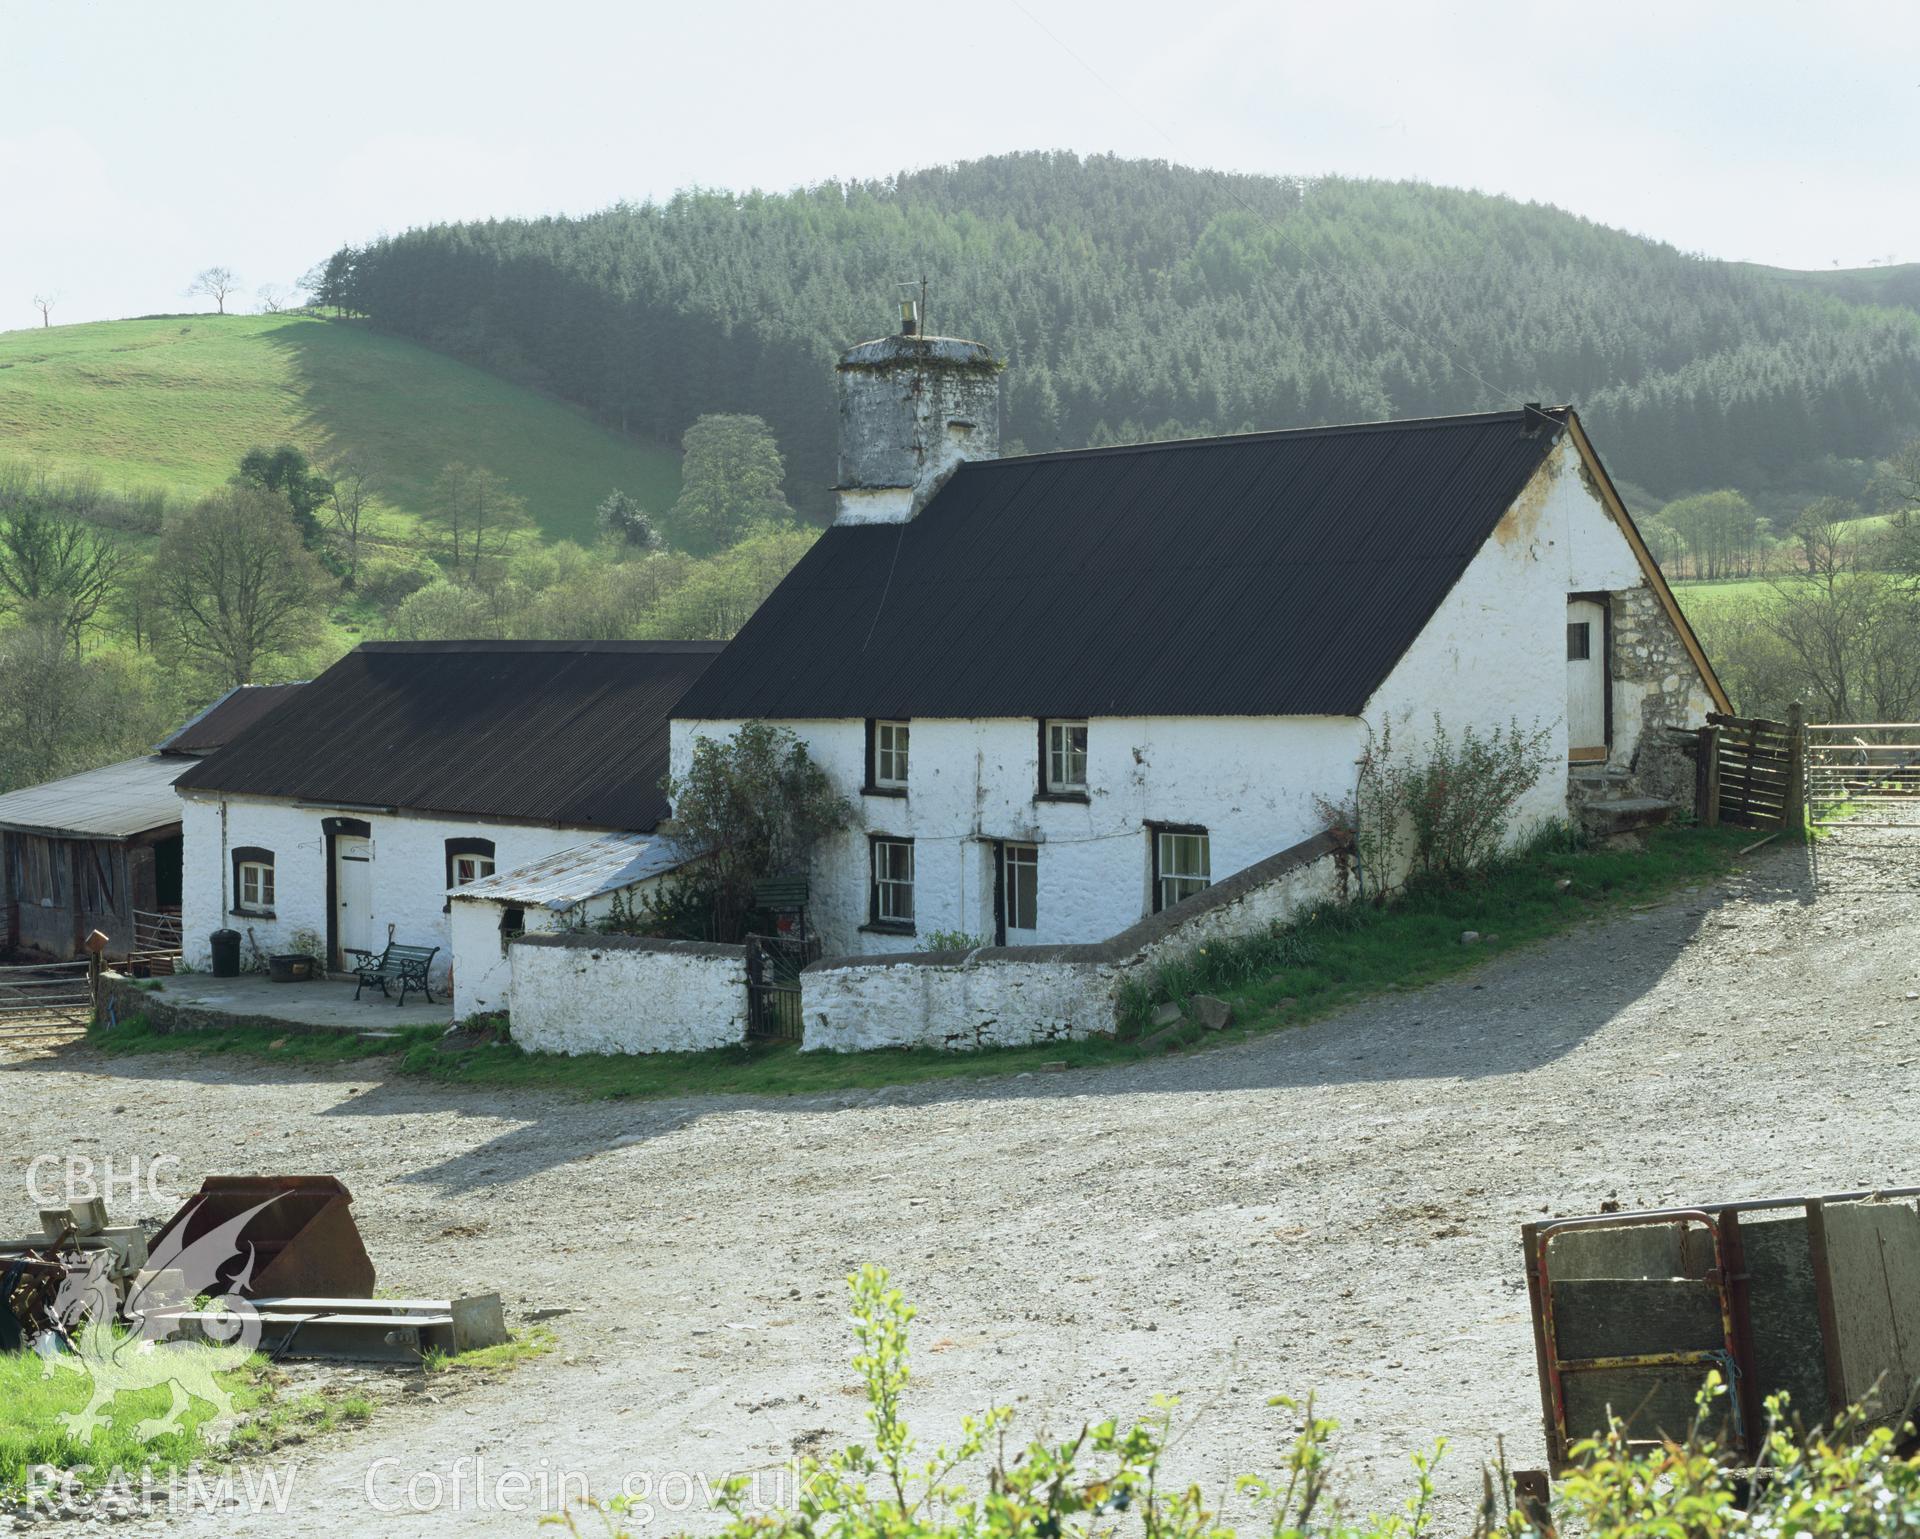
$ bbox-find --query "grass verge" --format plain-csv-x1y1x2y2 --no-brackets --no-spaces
85,824,1760,1098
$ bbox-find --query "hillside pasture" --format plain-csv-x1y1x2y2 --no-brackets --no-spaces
0,314,680,544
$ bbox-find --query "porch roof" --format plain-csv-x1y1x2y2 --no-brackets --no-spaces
450,832,694,912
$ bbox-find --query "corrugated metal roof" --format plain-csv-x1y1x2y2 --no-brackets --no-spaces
449,831,693,910
176,641,723,831
0,756,186,839
673,409,1565,721
157,682,306,755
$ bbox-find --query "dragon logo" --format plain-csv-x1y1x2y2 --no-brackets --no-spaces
44,1197,277,1444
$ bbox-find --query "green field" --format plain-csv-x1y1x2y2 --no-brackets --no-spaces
0,314,680,543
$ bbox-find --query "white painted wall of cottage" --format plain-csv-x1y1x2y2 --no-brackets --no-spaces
669,714,1363,957
178,793,616,986
1363,434,1707,833
508,937,747,1054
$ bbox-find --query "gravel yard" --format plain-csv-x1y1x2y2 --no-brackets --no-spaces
4,829,1918,1535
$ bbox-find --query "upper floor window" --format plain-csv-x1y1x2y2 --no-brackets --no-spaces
445,837,498,909
871,720,910,791
869,836,915,930
231,846,275,916
1042,719,1088,796
1152,827,1210,913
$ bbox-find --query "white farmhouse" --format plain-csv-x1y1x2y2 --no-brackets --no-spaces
174,640,720,992
670,321,1729,957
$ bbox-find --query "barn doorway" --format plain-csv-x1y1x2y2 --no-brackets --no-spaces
1566,596,1610,762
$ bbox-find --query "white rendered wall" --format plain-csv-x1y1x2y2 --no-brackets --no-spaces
507,935,748,1054
1364,434,1708,839
449,879,670,1021
177,793,618,985
670,714,1363,957
801,833,1346,1051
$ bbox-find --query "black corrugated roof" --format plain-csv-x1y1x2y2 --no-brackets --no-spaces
175,641,723,830
673,409,1566,720
157,682,307,756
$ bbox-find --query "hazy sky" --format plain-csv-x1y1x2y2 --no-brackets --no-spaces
6,0,1916,329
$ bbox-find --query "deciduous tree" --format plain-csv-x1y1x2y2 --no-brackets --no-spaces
236,443,332,547
146,486,328,686
0,503,134,647
424,463,532,583
669,415,792,553
187,266,242,315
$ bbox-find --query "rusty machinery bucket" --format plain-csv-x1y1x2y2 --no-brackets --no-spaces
149,1176,375,1300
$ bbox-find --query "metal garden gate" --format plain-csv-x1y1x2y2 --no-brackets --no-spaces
745,933,811,1042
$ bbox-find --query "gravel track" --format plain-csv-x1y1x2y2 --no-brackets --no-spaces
3,830,1917,1535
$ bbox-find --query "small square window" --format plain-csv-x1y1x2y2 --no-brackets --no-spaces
1153,830,1210,913
874,721,910,789
1044,719,1088,794
1567,622,1591,661
238,860,274,911
871,837,915,927
453,853,496,887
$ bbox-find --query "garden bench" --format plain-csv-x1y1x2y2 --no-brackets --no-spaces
348,942,440,1007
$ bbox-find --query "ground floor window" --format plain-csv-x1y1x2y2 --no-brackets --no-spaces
1152,827,1210,913
869,836,915,929
232,846,276,915
997,842,1038,940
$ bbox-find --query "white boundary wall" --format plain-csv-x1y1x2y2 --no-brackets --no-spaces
801,830,1348,1051
507,933,748,1054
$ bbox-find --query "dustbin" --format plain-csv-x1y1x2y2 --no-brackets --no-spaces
209,928,241,978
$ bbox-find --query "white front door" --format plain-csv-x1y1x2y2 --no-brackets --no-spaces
334,835,374,961
1567,598,1608,761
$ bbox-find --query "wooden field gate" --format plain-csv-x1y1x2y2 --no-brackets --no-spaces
1693,707,1804,831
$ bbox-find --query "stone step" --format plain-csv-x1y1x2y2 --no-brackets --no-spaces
1577,796,1675,838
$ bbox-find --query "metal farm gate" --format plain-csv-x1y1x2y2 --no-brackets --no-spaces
1805,720,1920,890
0,958,93,1043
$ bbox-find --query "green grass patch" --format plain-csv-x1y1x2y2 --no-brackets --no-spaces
422,1326,558,1376
87,825,1756,1098
0,314,680,543
0,1335,271,1498
1120,822,1756,1039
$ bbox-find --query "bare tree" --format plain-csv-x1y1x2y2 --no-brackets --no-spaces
425,462,532,584
322,452,378,585
187,266,242,315
256,282,293,314
146,485,328,685
31,292,56,328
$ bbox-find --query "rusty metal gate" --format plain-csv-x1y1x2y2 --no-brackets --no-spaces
744,933,812,1042
0,958,93,1042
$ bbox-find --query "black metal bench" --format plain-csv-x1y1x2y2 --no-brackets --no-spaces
349,942,440,1007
